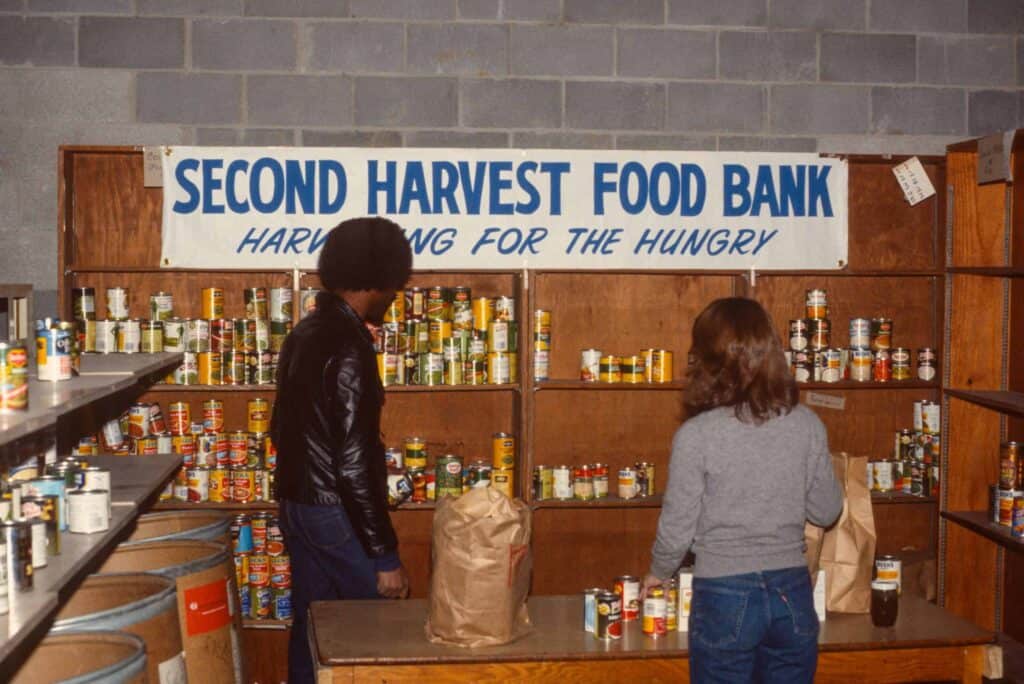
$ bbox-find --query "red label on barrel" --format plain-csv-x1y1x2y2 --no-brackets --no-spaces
183,579,232,636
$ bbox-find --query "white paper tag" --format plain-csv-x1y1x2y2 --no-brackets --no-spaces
805,392,845,411
158,651,187,684
144,146,164,187
814,569,827,622
892,157,936,205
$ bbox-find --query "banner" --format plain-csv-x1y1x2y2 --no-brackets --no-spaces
160,147,848,271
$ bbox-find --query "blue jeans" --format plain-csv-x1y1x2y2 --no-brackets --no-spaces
278,499,381,684
689,566,819,684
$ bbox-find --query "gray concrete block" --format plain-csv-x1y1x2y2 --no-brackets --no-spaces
511,131,614,148
460,78,561,128
194,128,297,145
616,133,716,150
871,86,965,135
0,16,74,66
138,0,242,15
354,76,456,126
405,130,509,147
968,89,1018,135
668,0,765,27
667,83,764,133
301,129,403,146
617,28,715,79
510,25,613,76
816,133,962,155
505,0,560,21
0,227,55,291
770,0,865,30
1019,39,1024,86
28,0,130,12
0,1,24,12
193,19,296,70
33,290,58,320
967,0,1023,33
349,0,454,20
565,0,663,25
308,21,404,73
869,0,966,33
249,75,352,126
245,0,349,16
918,36,1015,86
566,81,663,130
137,72,242,124
458,0,499,19
821,33,916,83
79,17,184,68
719,30,816,82
718,135,817,151
0,69,133,121
770,84,869,133
407,23,507,76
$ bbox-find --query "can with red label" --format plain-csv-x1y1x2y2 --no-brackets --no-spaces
642,586,667,636
228,430,248,466
187,466,209,503
251,512,271,555
614,575,641,622
595,591,623,640
873,348,892,382
230,466,256,503
168,401,190,436
202,399,224,433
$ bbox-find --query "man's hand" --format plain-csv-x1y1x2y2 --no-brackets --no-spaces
377,565,409,599
641,573,663,600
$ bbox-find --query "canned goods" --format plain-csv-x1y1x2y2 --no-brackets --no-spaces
404,437,427,469
873,459,895,492
491,468,514,498
209,467,230,502
642,586,667,636
850,348,873,382
998,488,1016,526
553,465,573,500
68,489,109,534
472,297,494,331
917,348,937,381
128,403,152,438
161,317,185,352
172,352,199,385
168,401,190,436
1012,495,1024,539
36,324,73,381
614,575,640,622
809,318,830,351
666,579,678,632
93,320,117,354
117,319,141,354
635,462,656,497
573,465,594,501
533,349,550,383
247,398,270,433
789,319,809,351
871,318,893,351
595,592,622,640
231,467,256,503
618,467,637,499
222,350,246,385
244,287,268,320
488,351,514,384
591,463,609,498
187,466,210,502
228,430,248,466
234,318,257,353
875,555,902,594
820,348,843,383
384,290,405,324
202,398,224,433
805,289,827,319
849,318,871,349
106,287,129,320
580,349,601,382
198,351,222,385
435,455,464,499
583,587,601,633
72,287,96,321
921,401,940,435
492,433,515,469
273,587,293,620
185,318,210,353
649,349,673,383
891,347,911,380
210,318,234,353
0,343,29,411
148,292,173,321
299,288,318,318
249,584,272,619
1001,442,1020,491
533,465,553,500
270,320,290,352
202,287,225,319
598,355,621,383
2,520,32,591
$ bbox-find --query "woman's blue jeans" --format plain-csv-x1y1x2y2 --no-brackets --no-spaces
689,566,819,684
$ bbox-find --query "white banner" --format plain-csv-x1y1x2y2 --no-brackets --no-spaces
160,147,848,271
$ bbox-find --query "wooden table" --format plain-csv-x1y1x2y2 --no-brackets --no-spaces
310,594,993,683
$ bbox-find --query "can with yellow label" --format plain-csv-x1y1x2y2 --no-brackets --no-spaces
491,467,514,499
201,287,225,319
247,398,270,433
492,432,515,469
198,351,222,385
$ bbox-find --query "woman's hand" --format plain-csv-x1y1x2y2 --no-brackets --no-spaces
641,573,663,600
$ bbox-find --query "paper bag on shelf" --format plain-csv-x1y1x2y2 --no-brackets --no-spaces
425,487,533,648
806,452,877,614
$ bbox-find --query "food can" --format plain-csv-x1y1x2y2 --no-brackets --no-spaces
677,570,694,628
491,468,514,498
187,466,210,503
230,514,254,554
636,462,656,496
583,588,602,633
228,430,248,466
493,296,515,321
573,465,594,501
533,465,553,500
24,512,52,568
210,318,234,353
789,319,809,351
384,448,403,470
642,587,667,636
618,467,637,499
873,459,894,492
472,297,494,332
580,349,602,382
201,398,224,433
117,319,141,353
80,318,97,353
418,352,444,386
621,355,646,384
0,343,29,411
402,287,424,319
873,349,892,382
198,351,222,385
105,287,129,320
209,467,230,502
435,455,463,499
81,466,112,519
404,437,427,469
168,401,190,436
266,287,292,322
93,320,117,354
805,289,827,319
870,318,893,351
595,591,622,640
234,318,257,353
592,463,609,498
533,349,550,383
849,318,871,349
1000,442,1020,490
849,348,873,382
891,347,911,380
251,513,271,555
68,489,109,534
270,320,290,352
534,308,551,339
222,350,246,385
244,287,268,320
185,318,211,353
488,351,513,384
809,318,830,351
128,402,152,438
231,467,256,504
147,291,173,321
492,433,515,469
383,290,405,324
553,465,573,500
820,348,843,383
614,575,641,622
254,319,271,352
921,401,940,435
72,287,96,321
36,324,72,381
201,287,225,319
273,587,293,620
917,348,937,381
597,356,621,383
666,579,679,632
2,520,32,591
875,555,902,594
171,352,199,385
247,398,271,433
650,349,674,383
487,320,511,353
300,288,318,318
158,318,184,353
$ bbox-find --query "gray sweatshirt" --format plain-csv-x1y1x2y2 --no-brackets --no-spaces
649,404,844,579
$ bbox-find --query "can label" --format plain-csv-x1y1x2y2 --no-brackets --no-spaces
614,576,641,622
595,593,622,640
875,556,902,594
642,592,667,636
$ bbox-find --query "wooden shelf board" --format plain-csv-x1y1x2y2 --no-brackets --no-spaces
942,510,1024,550
947,266,1024,277
153,500,439,511
148,384,275,392
531,495,663,509
799,379,940,391
944,389,1024,417
243,618,292,630
871,492,937,505
535,380,684,391
385,384,519,393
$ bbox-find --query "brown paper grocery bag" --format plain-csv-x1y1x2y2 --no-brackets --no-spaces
813,452,876,613
425,487,532,648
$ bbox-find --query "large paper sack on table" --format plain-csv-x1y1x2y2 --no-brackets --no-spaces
425,487,532,647
804,452,876,613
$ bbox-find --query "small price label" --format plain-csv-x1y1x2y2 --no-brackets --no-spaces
892,156,936,206
806,392,845,411
143,146,164,187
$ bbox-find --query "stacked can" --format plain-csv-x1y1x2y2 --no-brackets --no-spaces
534,310,551,382
870,400,940,498
386,432,515,505
376,286,517,387
993,442,1024,536
36,318,79,381
0,342,29,412
533,461,653,501
579,348,673,384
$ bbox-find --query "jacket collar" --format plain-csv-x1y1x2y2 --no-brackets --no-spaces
316,291,376,349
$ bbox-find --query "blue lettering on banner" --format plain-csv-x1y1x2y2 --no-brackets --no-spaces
631,227,778,256
235,227,330,254
723,164,833,218
471,227,549,255
593,163,706,216
405,227,456,256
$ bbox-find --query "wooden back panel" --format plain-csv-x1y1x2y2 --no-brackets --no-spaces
947,148,1008,267
947,275,1004,390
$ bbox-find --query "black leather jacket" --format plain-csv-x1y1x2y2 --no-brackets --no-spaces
271,292,398,560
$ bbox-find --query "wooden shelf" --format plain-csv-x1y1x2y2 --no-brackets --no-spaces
153,500,439,511
871,492,937,504
243,618,291,631
947,266,1024,277
944,389,1024,417
798,379,940,391
385,384,519,393
535,380,684,391
531,494,663,509
149,384,275,392
942,511,1024,550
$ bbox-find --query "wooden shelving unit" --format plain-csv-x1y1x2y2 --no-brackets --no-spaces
942,511,1024,550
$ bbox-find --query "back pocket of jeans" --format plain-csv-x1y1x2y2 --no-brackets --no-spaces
691,589,749,649
780,581,819,638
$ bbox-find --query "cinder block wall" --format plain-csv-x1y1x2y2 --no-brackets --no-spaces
1,0,1022,312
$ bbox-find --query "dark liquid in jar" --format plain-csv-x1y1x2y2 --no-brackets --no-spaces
871,586,899,627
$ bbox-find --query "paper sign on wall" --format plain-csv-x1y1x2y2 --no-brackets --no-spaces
159,146,849,271
143,146,164,188
892,157,936,206
977,131,1016,184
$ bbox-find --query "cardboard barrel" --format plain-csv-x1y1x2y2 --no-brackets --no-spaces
99,540,245,684
11,632,147,684
124,510,231,546
52,573,184,684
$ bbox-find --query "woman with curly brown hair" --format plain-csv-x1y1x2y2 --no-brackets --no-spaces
643,297,843,684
